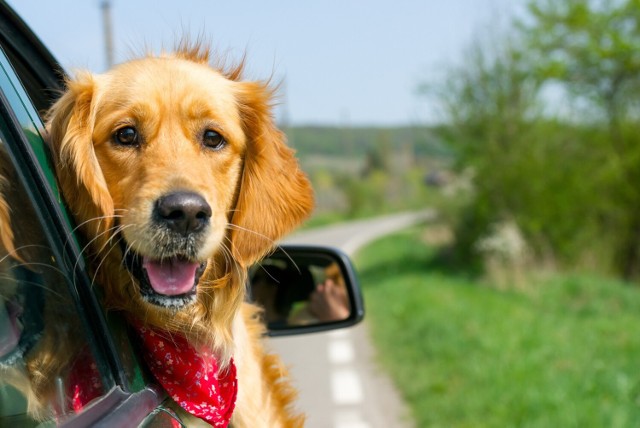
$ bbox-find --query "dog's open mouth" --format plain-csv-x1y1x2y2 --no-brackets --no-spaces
0,268,44,367
124,249,207,309
0,296,24,363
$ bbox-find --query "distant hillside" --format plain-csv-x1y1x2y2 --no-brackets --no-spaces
283,125,452,159
282,125,454,216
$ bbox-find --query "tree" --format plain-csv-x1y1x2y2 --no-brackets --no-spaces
425,1,638,279
523,0,640,278
424,34,547,269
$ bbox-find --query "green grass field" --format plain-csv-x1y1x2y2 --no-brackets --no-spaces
355,227,640,427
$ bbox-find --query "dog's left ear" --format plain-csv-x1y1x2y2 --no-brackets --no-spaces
230,82,314,266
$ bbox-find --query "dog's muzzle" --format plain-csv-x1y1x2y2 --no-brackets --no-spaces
122,191,212,309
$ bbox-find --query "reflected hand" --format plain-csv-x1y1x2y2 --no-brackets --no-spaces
308,279,349,322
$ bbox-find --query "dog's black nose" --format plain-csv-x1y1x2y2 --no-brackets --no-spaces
154,192,212,235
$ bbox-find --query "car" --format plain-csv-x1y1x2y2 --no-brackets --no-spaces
0,2,364,426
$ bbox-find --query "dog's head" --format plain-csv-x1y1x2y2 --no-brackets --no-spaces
46,46,313,324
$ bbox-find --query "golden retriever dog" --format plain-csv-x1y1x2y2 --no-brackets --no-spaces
43,42,314,427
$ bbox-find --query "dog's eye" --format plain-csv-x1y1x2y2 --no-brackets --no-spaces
203,130,226,150
114,127,139,146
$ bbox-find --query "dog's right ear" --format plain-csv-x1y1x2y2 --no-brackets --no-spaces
229,81,314,267
46,73,114,242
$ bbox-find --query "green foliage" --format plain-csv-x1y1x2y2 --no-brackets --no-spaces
522,0,640,277
287,125,451,159
357,230,640,427
430,32,551,269
427,0,640,279
524,0,640,117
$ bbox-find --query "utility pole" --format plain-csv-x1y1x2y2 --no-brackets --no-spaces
101,0,114,69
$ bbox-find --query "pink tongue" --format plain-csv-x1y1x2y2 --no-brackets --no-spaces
143,256,199,296
0,302,20,357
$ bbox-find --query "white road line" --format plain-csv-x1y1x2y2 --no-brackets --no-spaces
331,368,364,405
327,302,368,426
328,339,355,365
334,410,372,428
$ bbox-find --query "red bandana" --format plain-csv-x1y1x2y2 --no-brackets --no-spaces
134,324,238,427
65,326,238,427
65,326,237,427
68,348,103,414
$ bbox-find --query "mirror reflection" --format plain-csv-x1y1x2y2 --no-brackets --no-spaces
249,253,352,329
0,139,107,423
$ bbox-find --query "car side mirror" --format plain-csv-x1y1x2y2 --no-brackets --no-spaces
248,245,365,337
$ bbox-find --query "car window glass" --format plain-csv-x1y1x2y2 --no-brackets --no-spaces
0,135,107,424
0,48,113,424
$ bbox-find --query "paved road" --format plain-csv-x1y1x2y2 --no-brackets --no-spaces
270,210,434,428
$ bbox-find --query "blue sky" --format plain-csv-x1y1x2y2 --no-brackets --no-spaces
7,1,524,126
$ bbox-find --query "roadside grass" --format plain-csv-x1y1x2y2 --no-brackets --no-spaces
355,227,640,427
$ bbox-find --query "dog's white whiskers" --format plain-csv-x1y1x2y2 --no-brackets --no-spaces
69,221,127,295
221,237,245,282
72,221,124,279
90,225,135,290
72,215,124,257
63,213,126,250
121,238,141,286
225,223,275,246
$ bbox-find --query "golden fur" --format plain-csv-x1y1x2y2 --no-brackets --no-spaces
42,44,314,426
